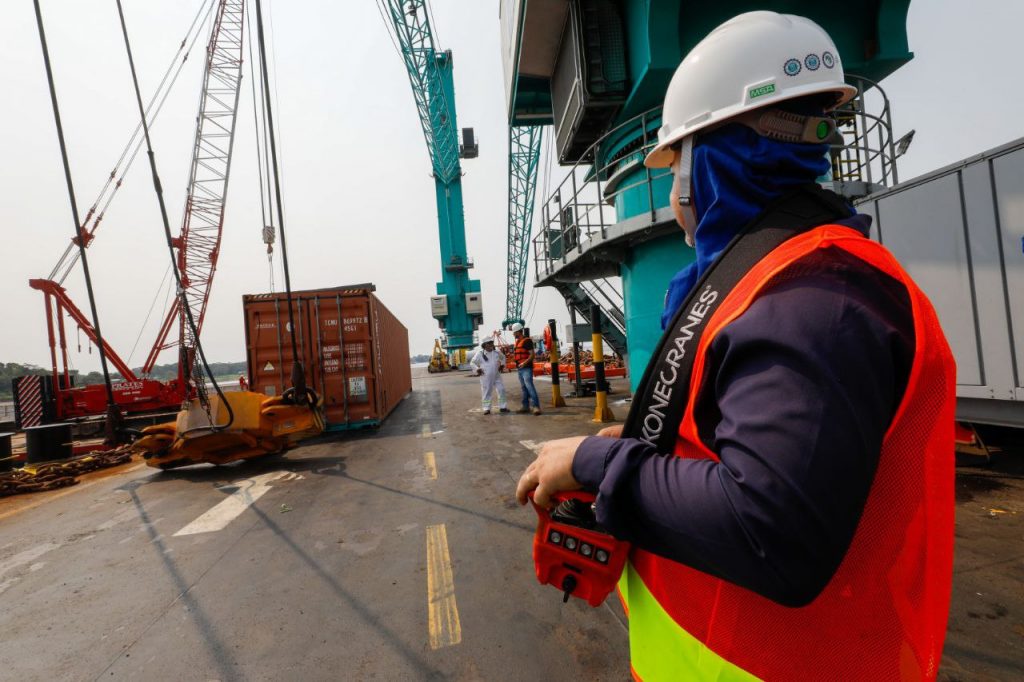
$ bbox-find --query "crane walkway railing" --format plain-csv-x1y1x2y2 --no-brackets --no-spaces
831,75,902,192
532,78,902,279
532,107,670,285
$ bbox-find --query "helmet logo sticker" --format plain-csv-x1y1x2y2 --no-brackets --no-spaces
822,51,836,69
748,83,776,100
804,53,821,71
784,58,802,77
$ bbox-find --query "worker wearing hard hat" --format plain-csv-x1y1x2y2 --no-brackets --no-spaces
470,338,509,415
517,11,955,680
510,323,541,415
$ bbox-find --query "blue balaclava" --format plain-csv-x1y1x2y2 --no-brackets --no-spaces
660,123,836,329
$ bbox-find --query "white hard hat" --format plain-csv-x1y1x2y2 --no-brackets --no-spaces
510,323,524,333
645,11,857,169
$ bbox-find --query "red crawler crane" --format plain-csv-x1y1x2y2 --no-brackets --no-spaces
29,0,246,423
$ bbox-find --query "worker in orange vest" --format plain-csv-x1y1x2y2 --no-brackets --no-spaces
517,11,955,680
511,322,541,415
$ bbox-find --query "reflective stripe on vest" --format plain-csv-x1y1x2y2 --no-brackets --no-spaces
626,225,955,681
623,564,760,681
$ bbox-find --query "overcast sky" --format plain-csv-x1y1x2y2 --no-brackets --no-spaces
2,0,1022,374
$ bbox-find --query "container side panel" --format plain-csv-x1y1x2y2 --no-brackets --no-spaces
874,174,983,385
991,148,1024,392
962,161,1017,399
372,294,413,419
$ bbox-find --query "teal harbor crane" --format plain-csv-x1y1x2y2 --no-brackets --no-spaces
382,0,482,352
504,125,544,328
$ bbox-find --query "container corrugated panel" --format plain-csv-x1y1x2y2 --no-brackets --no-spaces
243,285,411,430
370,295,412,419
856,136,1024,427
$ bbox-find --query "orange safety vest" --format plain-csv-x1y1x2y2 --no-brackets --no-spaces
623,225,956,681
514,336,533,366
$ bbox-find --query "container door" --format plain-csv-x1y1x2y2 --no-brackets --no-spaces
246,299,289,398
339,295,378,424
312,294,378,426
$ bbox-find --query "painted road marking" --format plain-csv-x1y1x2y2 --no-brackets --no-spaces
426,524,461,649
421,423,432,438
0,542,60,595
424,452,438,480
173,471,290,537
519,440,545,454
0,542,59,580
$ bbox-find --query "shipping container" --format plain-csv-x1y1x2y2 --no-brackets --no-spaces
242,285,412,431
857,137,1024,428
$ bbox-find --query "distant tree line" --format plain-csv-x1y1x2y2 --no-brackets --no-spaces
410,354,431,364
0,361,248,401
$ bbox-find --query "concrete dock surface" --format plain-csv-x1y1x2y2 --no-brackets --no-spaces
0,367,1020,681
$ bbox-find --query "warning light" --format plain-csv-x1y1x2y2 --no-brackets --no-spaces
564,536,578,551
595,549,609,564
580,543,593,558
548,530,562,545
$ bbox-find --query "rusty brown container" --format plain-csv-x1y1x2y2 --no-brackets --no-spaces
242,284,411,431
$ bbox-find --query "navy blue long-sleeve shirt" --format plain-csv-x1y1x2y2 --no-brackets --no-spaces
572,219,915,606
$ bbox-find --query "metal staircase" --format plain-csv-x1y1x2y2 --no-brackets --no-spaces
556,278,627,358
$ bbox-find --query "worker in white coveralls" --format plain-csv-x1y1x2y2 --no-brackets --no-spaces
470,339,509,415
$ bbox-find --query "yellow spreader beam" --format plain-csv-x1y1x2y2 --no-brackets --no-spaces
134,391,324,470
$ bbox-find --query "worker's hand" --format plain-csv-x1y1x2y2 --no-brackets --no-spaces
596,425,623,438
516,436,586,508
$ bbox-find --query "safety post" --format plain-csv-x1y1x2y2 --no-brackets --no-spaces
590,305,615,423
548,319,566,407
568,303,584,397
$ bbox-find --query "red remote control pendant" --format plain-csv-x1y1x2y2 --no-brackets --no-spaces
529,491,630,607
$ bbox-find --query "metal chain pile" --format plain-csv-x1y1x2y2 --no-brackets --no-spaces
0,447,133,498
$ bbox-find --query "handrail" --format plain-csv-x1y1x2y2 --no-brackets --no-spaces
832,74,900,187
533,76,902,285
532,105,671,282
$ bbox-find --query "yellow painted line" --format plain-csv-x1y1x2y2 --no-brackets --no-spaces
424,452,437,480
0,462,147,522
426,523,461,649
421,423,432,438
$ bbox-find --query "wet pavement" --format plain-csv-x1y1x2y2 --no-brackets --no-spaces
940,448,1024,681
0,367,1020,680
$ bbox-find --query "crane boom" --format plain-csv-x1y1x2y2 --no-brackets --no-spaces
145,0,245,376
504,125,543,326
382,0,481,350
28,0,247,422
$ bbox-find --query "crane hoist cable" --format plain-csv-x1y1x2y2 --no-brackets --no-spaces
31,0,122,442
112,0,234,433
48,0,217,287
126,264,173,367
245,4,276,292
253,0,310,405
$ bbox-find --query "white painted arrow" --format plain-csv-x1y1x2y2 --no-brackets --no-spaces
173,471,291,537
